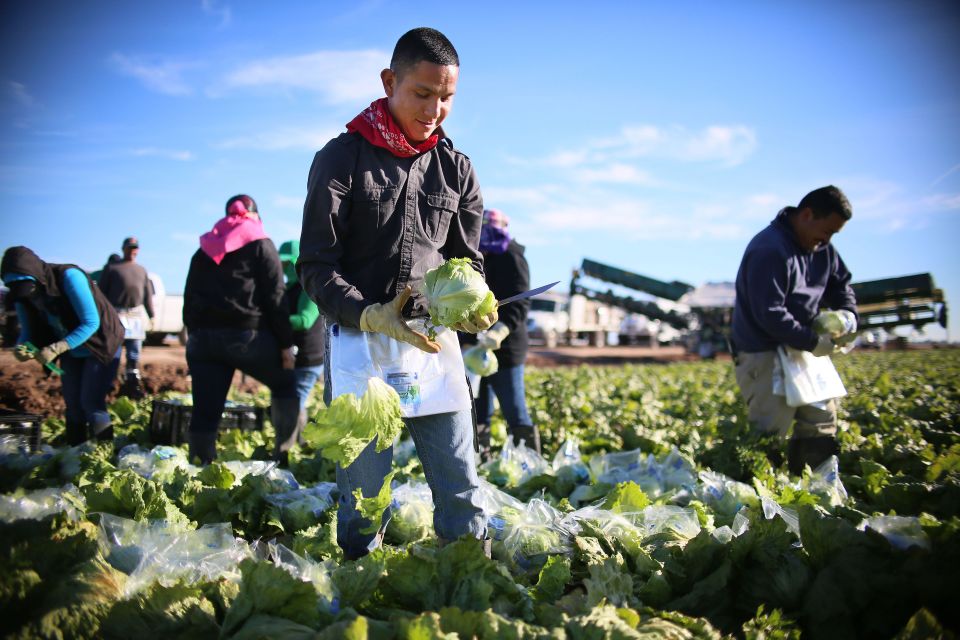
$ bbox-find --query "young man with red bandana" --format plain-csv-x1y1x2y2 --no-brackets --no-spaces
298,28,496,558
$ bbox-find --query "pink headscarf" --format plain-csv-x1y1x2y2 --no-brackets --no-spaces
199,199,268,264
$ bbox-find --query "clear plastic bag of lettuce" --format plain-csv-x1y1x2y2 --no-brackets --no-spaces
264,482,338,533
589,448,696,498
695,469,761,523
481,436,549,487
499,498,572,572
98,513,251,596
858,515,931,550
0,483,85,522
263,540,339,614
634,505,702,542
117,444,197,482
551,438,591,486
386,479,434,544
798,455,848,507
477,478,526,542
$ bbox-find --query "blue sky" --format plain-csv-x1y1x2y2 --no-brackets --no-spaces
2,0,958,340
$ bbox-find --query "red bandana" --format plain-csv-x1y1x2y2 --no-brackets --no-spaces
346,98,439,158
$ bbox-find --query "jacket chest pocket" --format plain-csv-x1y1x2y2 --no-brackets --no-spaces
422,193,457,242
355,187,399,230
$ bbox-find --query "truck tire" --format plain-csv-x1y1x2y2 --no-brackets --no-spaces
591,331,606,347
144,332,167,346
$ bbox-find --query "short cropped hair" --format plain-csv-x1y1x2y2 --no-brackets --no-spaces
798,185,852,220
225,194,258,215
390,27,459,78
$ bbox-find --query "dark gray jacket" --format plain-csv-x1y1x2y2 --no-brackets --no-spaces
298,131,485,328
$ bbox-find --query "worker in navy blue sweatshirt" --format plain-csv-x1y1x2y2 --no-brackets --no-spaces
731,186,858,474
2,246,124,444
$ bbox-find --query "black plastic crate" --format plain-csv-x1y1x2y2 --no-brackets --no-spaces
0,409,43,452
148,397,265,445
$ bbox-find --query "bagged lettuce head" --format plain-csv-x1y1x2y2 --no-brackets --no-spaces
421,258,497,328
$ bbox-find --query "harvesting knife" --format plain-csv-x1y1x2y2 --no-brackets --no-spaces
497,281,561,307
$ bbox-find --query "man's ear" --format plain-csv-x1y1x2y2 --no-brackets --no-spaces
380,68,396,98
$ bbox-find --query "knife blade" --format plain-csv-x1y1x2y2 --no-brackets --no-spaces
497,281,562,307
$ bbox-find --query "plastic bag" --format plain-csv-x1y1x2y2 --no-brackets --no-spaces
264,483,338,533
476,478,526,541
0,484,85,522
98,513,251,596
223,460,300,489
634,505,702,540
800,455,848,507
563,505,645,544
760,496,800,537
386,480,434,543
265,541,339,613
859,515,931,550
551,438,591,485
117,444,197,481
481,437,549,487
500,498,571,571
777,346,847,407
589,448,697,498
696,470,761,520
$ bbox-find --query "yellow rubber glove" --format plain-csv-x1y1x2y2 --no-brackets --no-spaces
454,307,498,334
360,286,441,354
38,340,70,366
477,322,510,350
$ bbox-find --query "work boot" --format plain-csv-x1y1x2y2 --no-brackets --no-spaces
91,415,114,443
271,397,301,463
188,430,218,465
476,422,492,464
511,424,541,455
65,420,87,446
787,436,839,476
120,370,145,399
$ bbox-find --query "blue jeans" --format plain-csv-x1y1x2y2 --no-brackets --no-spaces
186,328,297,437
294,365,323,411
123,338,142,371
60,351,121,443
476,364,533,429
323,355,485,558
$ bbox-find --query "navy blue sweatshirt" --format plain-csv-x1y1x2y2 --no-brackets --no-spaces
731,210,857,353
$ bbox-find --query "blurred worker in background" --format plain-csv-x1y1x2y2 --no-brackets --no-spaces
182,195,299,465
731,185,859,474
278,239,325,445
98,236,154,398
463,208,538,460
299,28,496,559
2,246,124,444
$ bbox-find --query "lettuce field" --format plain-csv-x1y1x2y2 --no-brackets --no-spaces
1,349,958,639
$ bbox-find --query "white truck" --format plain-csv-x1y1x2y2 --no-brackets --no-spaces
527,291,623,347
145,274,186,345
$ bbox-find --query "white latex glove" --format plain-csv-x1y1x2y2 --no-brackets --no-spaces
360,286,441,353
811,334,835,357
38,340,70,366
477,322,510,350
836,310,857,335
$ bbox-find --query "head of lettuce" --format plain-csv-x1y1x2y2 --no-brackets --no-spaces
421,258,498,334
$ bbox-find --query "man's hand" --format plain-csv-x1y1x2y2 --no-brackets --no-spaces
361,286,441,353
38,340,70,365
836,309,857,335
281,347,296,370
477,322,510,350
14,344,34,362
454,308,499,334
812,334,835,357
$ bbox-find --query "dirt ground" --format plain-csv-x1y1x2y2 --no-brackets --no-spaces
0,340,702,418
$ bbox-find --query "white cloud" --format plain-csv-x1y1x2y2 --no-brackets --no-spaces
110,53,193,96
921,192,960,210
201,0,232,28
575,163,658,186
132,147,194,161
216,50,386,104
615,124,757,166
217,125,340,151
8,81,34,106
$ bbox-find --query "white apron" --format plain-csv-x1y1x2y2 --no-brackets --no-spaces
328,318,472,418
117,305,148,341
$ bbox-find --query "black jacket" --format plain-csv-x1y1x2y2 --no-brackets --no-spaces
463,239,530,368
183,239,293,348
0,246,124,365
298,131,485,329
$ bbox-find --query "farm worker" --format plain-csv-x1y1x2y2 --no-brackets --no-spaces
462,208,539,460
278,239,326,453
98,236,154,398
1,246,124,445
731,185,859,475
298,27,497,559
182,195,299,466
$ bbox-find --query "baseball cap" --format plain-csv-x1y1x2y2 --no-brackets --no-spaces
278,240,299,264
122,237,139,249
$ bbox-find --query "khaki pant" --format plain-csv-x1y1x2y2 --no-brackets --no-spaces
734,350,837,440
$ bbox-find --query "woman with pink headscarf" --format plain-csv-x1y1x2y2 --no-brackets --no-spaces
182,194,299,465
